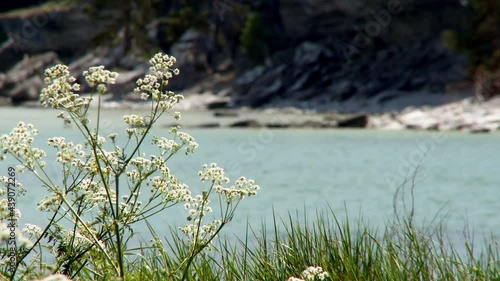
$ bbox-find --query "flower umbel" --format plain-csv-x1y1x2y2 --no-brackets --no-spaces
40,65,87,111
83,66,119,90
287,266,330,281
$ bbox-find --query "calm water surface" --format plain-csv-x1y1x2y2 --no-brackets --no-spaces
1,108,499,248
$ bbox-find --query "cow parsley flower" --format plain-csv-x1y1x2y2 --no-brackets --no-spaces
198,163,229,185
40,64,89,111
22,223,43,237
180,219,221,247
215,176,260,202
0,122,46,170
123,115,148,128
174,111,181,120
149,53,179,80
134,52,184,110
177,132,198,154
301,266,330,281
83,66,119,88
152,136,180,155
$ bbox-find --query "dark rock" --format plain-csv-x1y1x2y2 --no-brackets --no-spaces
266,123,290,128
469,128,491,134
229,119,262,128
0,39,24,72
293,41,333,66
10,76,43,104
235,65,266,94
405,124,421,130
206,100,229,109
213,111,239,117
326,80,354,101
0,52,61,102
237,65,286,107
168,28,213,90
337,115,368,128
0,4,101,58
111,68,146,100
196,122,221,128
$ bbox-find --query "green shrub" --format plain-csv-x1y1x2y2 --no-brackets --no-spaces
443,0,500,72
240,13,272,63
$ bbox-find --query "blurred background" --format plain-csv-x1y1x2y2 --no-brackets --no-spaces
0,0,499,129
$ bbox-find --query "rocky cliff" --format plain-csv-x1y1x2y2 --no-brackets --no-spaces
0,0,486,111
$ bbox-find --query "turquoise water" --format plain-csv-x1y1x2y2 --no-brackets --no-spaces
1,108,500,249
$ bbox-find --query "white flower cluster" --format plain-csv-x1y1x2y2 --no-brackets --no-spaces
92,187,117,214
180,219,221,247
37,192,62,212
198,163,229,185
0,222,33,248
40,65,89,111
217,176,260,202
134,52,184,110
0,198,20,220
119,200,142,223
152,136,181,155
185,194,213,219
123,114,149,128
149,52,180,80
80,179,114,208
47,137,86,168
151,176,191,203
151,130,198,156
0,177,25,197
22,223,43,237
287,266,330,281
0,122,46,170
177,132,198,154
199,164,259,202
174,111,181,120
135,74,160,101
83,65,119,93
179,164,260,246
82,139,122,176
146,156,192,203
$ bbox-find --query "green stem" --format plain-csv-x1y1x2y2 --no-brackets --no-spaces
59,195,117,274
114,176,125,280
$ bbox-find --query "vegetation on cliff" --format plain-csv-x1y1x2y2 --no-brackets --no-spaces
443,0,500,99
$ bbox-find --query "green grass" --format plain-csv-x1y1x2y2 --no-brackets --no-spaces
124,207,500,281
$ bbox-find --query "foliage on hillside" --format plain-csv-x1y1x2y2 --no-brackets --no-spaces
83,0,282,64
443,0,500,72
443,0,500,99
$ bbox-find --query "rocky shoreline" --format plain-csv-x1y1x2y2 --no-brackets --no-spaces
0,48,496,133
11,93,500,133
369,96,500,133
1,1,498,133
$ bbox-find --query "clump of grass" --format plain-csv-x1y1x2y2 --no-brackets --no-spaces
182,208,500,280
130,182,500,281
